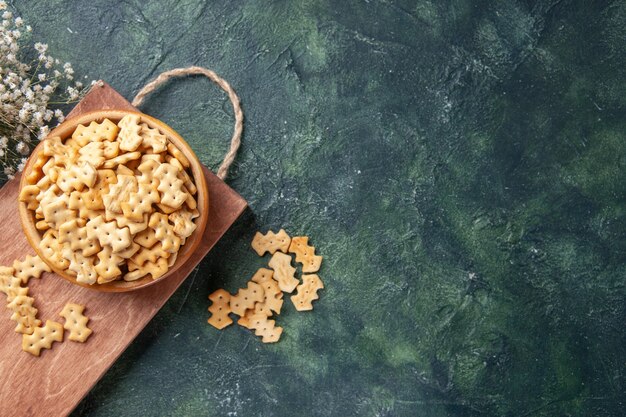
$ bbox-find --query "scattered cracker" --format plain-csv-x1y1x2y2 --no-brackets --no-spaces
12,255,51,284
59,303,93,343
8,294,41,335
288,236,323,273
251,229,291,256
251,268,284,314
207,289,233,330
22,320,64,356
230,281,264,316
291,274,324,311
268,252,299,293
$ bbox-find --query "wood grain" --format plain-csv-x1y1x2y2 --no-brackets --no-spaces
0,82,247,417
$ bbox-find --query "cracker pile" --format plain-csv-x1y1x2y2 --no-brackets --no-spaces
18,114,199,285
0,254,93,356
207,229,324,343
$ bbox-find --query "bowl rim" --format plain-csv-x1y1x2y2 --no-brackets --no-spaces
18,109,209,292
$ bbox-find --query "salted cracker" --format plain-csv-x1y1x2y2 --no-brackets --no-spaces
117,114,143,151
290,274,324,311
288,236,323,273
251,268,284,314
207,289,233,330
59,303,93,343
148,212,181,253
154,163,186,209
12,255,51,284
22,320,64,356
251,229,291,256
8,294,41,335
85,215,132,253
120,183,160,222
268,252,299,293
229,281,264,316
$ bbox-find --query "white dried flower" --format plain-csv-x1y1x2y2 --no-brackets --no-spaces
0,6,91,181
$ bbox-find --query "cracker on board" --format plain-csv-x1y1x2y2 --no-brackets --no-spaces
59,303,93,343
290,274,324,312
207,289,233,330
230,281,265,316
268,252,299,293
8,294,41,335
251,229,291,256
12,255,51,285
288,236,323,273
22,320,64,356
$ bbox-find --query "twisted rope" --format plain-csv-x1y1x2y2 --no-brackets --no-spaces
132,66,243,180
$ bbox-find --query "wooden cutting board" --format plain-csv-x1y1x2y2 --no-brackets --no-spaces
0,82,247,417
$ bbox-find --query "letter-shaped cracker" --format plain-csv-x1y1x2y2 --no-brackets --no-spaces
12,255,51,284
8,294,41,334
168,208,198,239
58,219,101,257
251,229,291,256
121,183,160,222
103,174,137,214
85,215,132,253
62,246,98,285
78,141,105,168
59,303,93,343
290,274,324,311
101,151,141,169
42,195,75,229
95,246,123,283
148,212,181,253
288,236,323,273
230,281,264,316
18,185,41,210
117,114,143,151
56,161,97,193
139,123,167,153
207,289,233,330
251,268,284,314
246,312,283,343
43,136,78,167
137,159,160,188
155,163,186,209
72,119,119,146
22,320,64,356
268,252,299,293
166,142,190,168
39,230,71,270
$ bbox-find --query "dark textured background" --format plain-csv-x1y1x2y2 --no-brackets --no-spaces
10,0,626,416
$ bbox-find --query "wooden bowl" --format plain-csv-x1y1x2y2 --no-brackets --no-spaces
18,110,209,292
